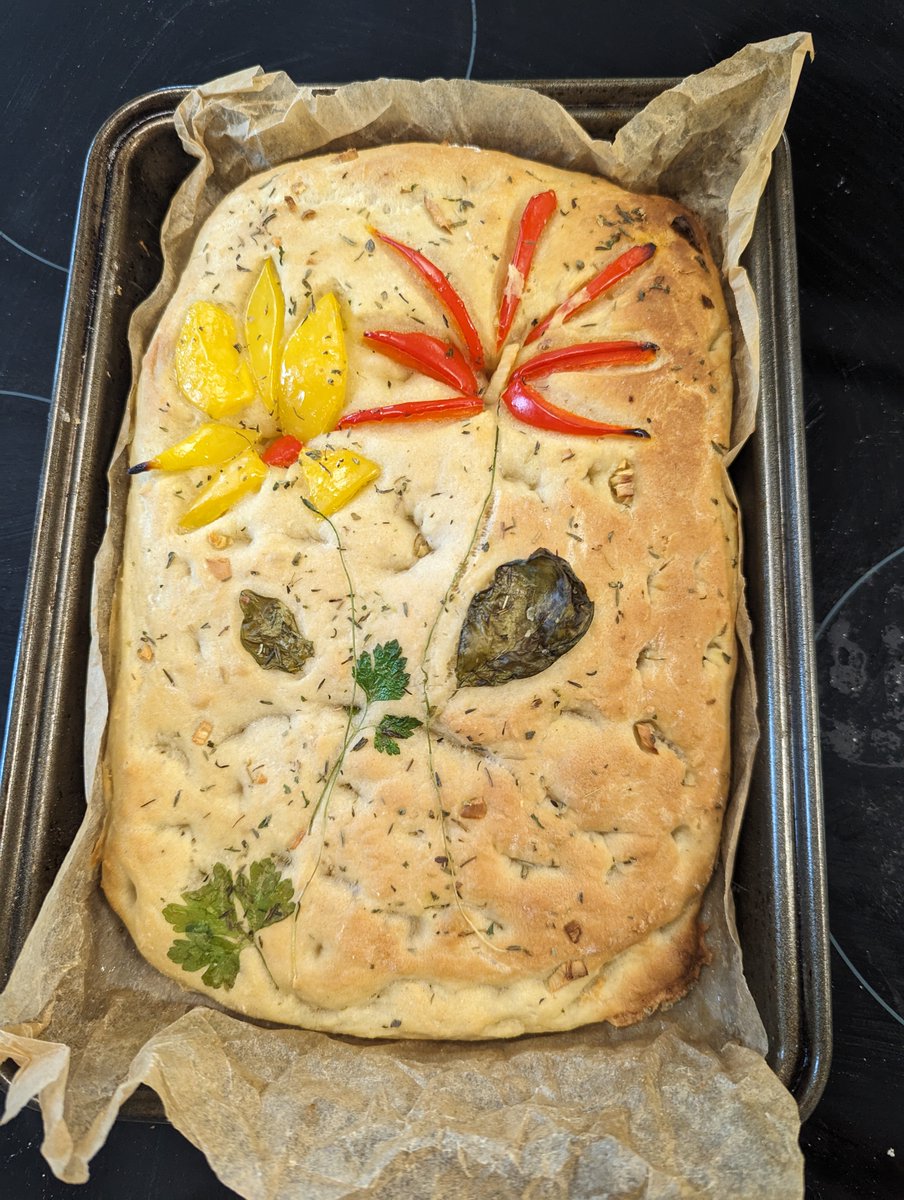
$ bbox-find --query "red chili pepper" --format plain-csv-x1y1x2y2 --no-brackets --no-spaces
501,339,657,438
519,339,658,381
525,242,656,345
337,396,483,429
261,435,303,467
503,375,650,439
495,189,558,351
363,329,479,394
370,228,485,371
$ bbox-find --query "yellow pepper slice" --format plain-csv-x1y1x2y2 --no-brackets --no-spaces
298,448,380,516
134,422,256,473
178,448,268,531
244,259,285,414
175,301,255,419
279,293,347,441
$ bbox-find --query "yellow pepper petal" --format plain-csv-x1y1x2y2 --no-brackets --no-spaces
151,422,256,471
244,259,285,414
279,293,347,441
178,449,268,531
298,448,380,516
175,301,256,419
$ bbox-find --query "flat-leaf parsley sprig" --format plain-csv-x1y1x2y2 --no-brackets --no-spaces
299,637,423,841
373,713,423,756
353,639,423,752
289,501,422,930
163,857,295,991
352,639,410,703
353,639,423,751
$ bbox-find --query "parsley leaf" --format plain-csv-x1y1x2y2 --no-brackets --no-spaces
353,639,409,703
163,857,295,990
162,863,240,939
234,858,296,933
374,714,423,756
167,930,243,990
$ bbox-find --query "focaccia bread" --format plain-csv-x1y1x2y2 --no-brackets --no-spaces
102,142,736,1039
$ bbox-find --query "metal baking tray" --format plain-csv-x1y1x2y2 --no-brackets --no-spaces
0,80,831,1121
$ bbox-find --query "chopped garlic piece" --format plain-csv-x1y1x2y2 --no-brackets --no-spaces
548,960,589,992
192,720,213,746
206,557,232,581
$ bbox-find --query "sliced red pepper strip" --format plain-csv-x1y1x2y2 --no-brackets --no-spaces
495,189,558,351
525,242,656,345
502,375,650,439
370,228,485,371
519,339,658,381
502,339,657,439
363,329,478,394
261,435,303,467
337,396,483,429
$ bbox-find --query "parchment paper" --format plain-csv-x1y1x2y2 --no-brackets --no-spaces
1,33,813,1198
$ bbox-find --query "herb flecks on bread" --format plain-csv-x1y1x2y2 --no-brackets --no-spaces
104,143,734,1039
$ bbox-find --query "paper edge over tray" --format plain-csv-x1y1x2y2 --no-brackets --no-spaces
1,33,812,1199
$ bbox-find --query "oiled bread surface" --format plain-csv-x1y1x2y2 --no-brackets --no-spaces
103,142,736,1038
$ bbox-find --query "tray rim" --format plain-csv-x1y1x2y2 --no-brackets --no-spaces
0,77,831,1124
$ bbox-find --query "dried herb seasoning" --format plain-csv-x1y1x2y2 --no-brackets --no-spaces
239,590,313,673
670,214,703,253
455,548,594,687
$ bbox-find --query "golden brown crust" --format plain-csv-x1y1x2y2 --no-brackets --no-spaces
102,142,736,1038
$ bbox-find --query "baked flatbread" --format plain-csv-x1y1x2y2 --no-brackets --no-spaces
102,143,736,1038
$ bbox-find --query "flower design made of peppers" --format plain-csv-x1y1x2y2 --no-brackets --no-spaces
133,186,659,529
341,192,658,436
131,271,379,527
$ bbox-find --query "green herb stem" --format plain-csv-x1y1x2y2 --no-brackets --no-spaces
289,505,361,983
420,413,504,953
252,937,280,990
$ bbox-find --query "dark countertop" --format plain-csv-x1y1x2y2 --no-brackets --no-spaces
1,3,902,1196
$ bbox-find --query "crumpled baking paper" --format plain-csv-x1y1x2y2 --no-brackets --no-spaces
1,32,813,1198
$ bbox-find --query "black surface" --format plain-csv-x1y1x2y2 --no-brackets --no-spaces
1,2,902,1196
